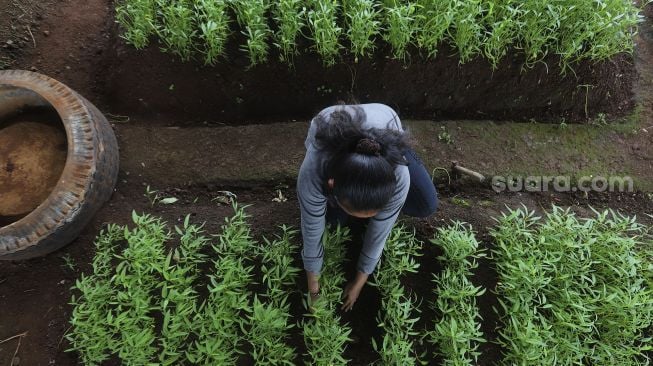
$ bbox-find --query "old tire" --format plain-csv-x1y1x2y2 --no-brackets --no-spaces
0,70,119,260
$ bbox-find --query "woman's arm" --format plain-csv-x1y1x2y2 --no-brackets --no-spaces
358,165,410,274
297,149,327,292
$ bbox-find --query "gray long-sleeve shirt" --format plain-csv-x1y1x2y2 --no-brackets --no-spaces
298,103,410,275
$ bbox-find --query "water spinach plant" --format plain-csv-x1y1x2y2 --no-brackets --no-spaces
302,225,353,365
372,224,422,365
245,225,301,364
492,206,653,365
67,225,122,365
68,206,264,365
273,0,306,64
68,212,172,365
231,0,272,65
307,0,343,66
115,0,645,69
196,0,230,65
158,215,208,365
189,204,257,364
428,221,486,365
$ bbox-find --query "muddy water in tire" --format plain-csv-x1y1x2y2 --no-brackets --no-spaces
0,109,66,224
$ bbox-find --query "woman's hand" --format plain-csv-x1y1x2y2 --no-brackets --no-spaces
341,271,369,312
306,271,320,307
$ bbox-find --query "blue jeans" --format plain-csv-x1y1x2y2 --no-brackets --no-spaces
327,148,439,224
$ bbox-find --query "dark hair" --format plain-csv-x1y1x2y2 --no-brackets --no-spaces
313,106,409,212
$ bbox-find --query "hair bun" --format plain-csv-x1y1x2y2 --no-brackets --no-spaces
355,138,382,156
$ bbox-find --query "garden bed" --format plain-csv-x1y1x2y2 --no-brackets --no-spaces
0,180,651,365
5,0,642,125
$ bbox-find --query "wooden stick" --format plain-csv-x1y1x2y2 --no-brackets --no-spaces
451,162,486,182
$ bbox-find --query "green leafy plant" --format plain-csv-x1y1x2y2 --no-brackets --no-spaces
116,0,157,48
303,225,353,365
492,206,653,365
273,0,306,64
344,0,381,62
382,1,419,60
231,0,272,65
109,212,169,365
116,0,644,69
189,204,257,364
372,225,423,364
307,0,342,66
144,185,160,206
438,126,453,144
195,0,230,65
68,206,260,365
428,221,486,365
415,0,455,58
245,226,300,364
61,254,77,272
156,0,196,61
67,225,122,365
158,215,208,365
483,2,519,69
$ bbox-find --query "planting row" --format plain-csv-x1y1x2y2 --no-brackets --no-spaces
67,205,653,365
116,0,644,69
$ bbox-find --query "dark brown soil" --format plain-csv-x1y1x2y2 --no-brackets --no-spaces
103,40,635,125
0,109,66,220
1,178,652,366
0,0,55,69
11,0,637,126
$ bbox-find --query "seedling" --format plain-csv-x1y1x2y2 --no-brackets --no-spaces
344,0,381,62
382,2,418,60
438,126,453,144
144,185,160,206
156,0,196,61
61,254,77,272
115,0,642,69
212,190,237,205
116,0,157,48
196,0,230,65
450,196,470,207
231,0,272,65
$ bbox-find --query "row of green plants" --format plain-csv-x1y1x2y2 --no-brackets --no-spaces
115,0,645,68
429,222,486,365
492,206,653,365
302,225,353,365
67,204,653,365
68,212,170,365
372,225,423,364
188,205,257,364
247,226,301,364
67,206,295,365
